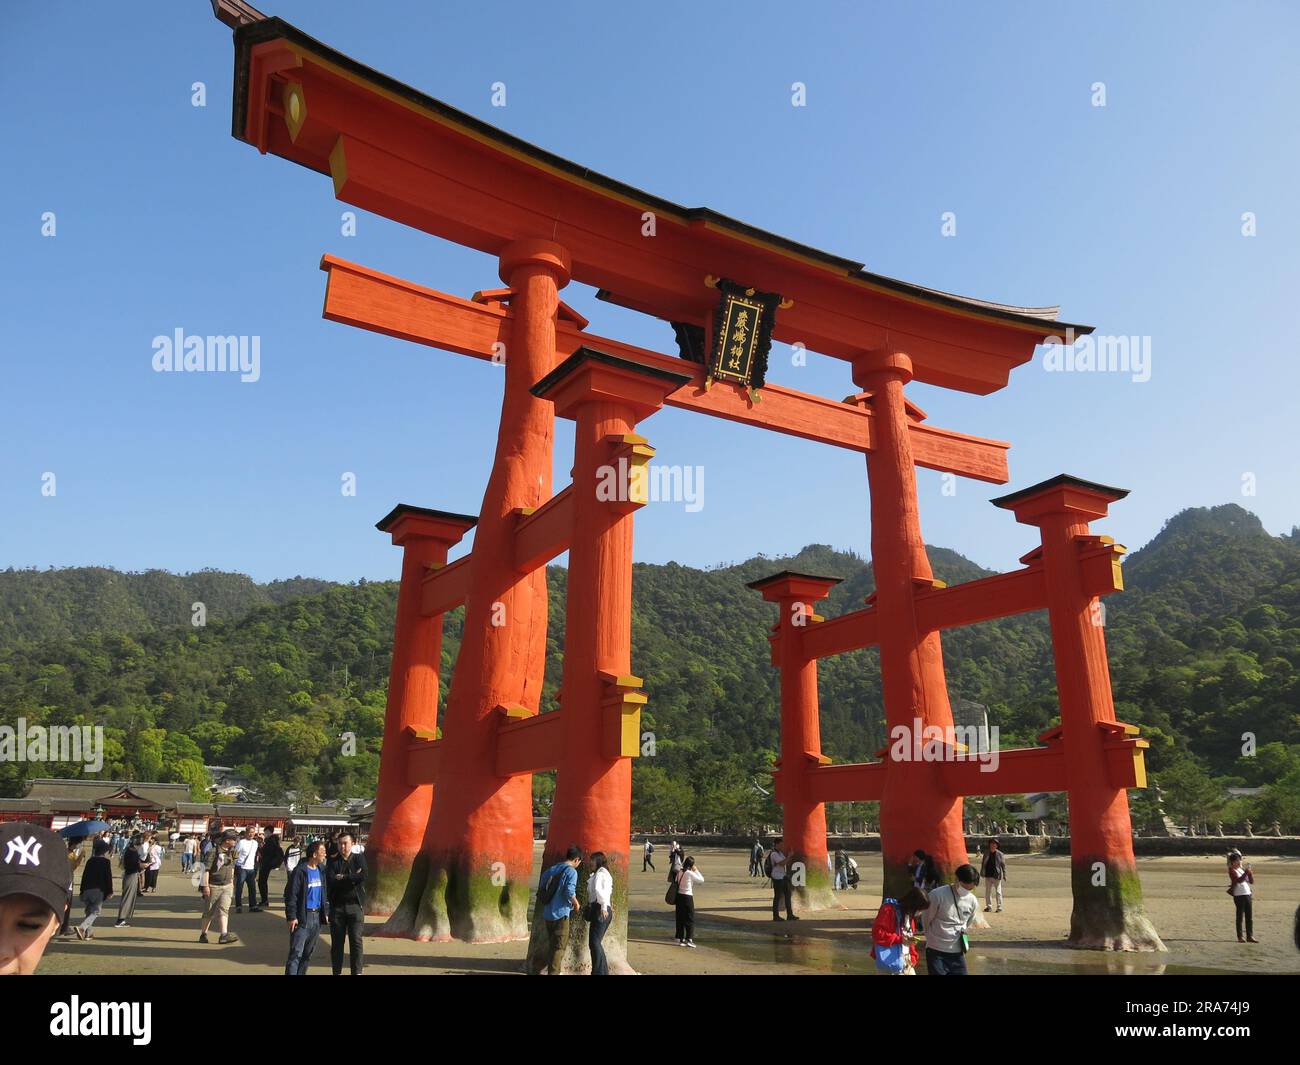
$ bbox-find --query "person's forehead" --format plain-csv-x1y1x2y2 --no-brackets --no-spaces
0,892,55,918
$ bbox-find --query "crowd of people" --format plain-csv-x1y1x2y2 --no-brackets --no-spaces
0,818,1287,976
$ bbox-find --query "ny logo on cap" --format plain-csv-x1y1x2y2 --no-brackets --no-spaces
4,836,42,867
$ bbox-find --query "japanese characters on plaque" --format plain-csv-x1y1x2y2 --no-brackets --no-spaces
705,279,781,391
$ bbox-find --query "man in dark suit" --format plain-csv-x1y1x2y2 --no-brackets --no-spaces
325,832,367,976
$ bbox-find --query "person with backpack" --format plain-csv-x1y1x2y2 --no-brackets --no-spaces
921,865,979,975
981,838,1006,913
258,829,285,910
642,839,655,872
871,887,927,974
73,838,114,941
533,845,582,975
834,848,849,891
671,856,704,948
199,829,241,945
767,837,798,921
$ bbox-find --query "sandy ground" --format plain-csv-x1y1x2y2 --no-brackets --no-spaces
38,846,1300,975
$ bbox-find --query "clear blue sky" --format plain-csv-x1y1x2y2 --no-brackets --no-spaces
3,1,1297,583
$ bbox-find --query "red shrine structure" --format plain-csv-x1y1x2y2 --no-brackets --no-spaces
214,3,1164,965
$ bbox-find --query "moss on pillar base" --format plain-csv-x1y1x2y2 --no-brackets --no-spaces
365,849,420,918
410,857,530,943
1068,861,1166,951
793,858,838,912
882,856,916,901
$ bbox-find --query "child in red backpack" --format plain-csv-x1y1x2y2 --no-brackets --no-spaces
872,887,928,975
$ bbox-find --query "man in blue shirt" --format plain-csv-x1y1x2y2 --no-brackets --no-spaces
283,840,330,975
534,845,582,975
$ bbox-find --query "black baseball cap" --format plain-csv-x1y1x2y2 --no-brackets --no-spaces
0,823,72,919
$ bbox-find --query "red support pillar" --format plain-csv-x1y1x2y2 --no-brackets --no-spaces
524,348,690,974
747,572,842,910
994,475,1164,950
849,351,967,896
391,239,569,942
366,505,476,916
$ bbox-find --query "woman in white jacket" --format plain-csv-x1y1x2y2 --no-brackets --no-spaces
674,856,704,948
587,851,614,975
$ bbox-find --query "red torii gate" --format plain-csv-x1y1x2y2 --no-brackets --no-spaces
215,5,1163,965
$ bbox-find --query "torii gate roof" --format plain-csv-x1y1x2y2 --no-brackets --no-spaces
221,12,1092,395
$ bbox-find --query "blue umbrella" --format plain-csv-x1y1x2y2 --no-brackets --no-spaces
58,820,110,839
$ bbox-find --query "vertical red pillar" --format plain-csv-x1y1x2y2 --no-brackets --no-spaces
398,239,569,942
850,351,967,897
366,505,476,916
747,572,841,910
525,348,690,974
994,475,1163,950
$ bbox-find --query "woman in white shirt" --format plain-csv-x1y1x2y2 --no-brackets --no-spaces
585,858,613,972
146,839,163,893
674,856,704,948
587,851,615,976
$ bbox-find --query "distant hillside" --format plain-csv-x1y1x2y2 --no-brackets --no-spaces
1,505,1297,830
0,567,335,648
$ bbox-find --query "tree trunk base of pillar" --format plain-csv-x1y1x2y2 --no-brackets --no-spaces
1067,861,1166,952
404,856,530,943
794,883,840,912
364,850,420,918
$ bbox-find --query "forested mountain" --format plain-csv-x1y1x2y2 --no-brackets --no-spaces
1,504,1297,831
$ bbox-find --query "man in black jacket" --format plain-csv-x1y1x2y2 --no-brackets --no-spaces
257,830,284,910
325,832,367,976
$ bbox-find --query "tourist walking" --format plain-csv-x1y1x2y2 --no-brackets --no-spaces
145,836,163,893
284,840,329,975
768,837,797,921
533,846,581,975
749,838,764,878
180,835,196,874
114,832,145,927
75,838,114,940
326,832,367,975
258,830,285,909
921,864,979,975
0,823,73,974
834,848,850,891
199,829,240,945
676,858,707,951
1227,853,1258,943
642,839,655,872
981,839,1006,913
672,856,704,948
586,851,614,975
234,827,260,913
872,886,928,974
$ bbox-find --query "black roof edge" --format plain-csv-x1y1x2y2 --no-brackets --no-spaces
375,503,479,532
745,570,845,590
227,17,1092,337
530,346,694,400
990,473,1130,509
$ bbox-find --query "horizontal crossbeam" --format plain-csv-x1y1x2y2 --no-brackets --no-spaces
320,256,1011,483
